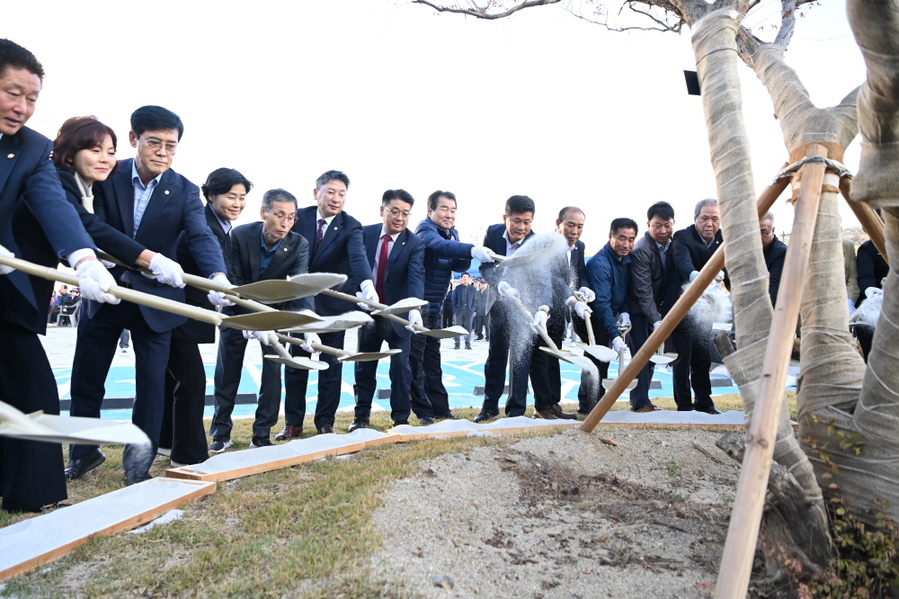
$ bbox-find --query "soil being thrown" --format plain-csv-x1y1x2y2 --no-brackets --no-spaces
371,428,739,598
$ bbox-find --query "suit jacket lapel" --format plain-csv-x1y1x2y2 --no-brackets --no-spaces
265,233,292,277
0,134,20,194
364,228,378,267
317,212,341,257
248,223,262,280
135,170,174,239
386,229,409,274
113,160,136,237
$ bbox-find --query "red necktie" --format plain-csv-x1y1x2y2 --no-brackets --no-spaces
315,219,326,247
376,234,390,299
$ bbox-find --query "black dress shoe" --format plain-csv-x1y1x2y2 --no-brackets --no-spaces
275,425,303,441
696,406,723,415
347,418,370,433
393,420,410,426
550,404,577,420
434,412,459,420
473,410,499,423
65,449,106,481
418,416,435,425
318,425,335,434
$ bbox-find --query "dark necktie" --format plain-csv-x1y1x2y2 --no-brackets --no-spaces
376,234,390,299
315,219,326,247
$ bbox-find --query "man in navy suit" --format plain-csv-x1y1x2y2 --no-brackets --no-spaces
0,39,119,511
348,189,425,431
67,106,231,484
210,188,313,450
282,170,373,436
475,195,537,422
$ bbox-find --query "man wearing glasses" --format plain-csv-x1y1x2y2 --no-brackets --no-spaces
209,189,312,450
282,170,372,436
347,189,425,431
67,105,230,484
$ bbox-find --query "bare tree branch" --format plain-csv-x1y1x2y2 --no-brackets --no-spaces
412,0,562,19
773,0,797,49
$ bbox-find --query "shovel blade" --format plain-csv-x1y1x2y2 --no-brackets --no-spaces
584,345,618,362
263,354,329,371
337,349,402,362
372,297,428,315
538,346,597,372
282,311,372,333
418,325,468,339
222,311,323,331
237,273,347,303
602,378,637,391
649,352,678,365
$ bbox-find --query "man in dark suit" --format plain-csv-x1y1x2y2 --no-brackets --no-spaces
452,272,476,350
671,198,724,414
282,170,373,436
210,189,312,450
348,189,425,431
67,106,230,484
760,211,788,307
629,202,679,413
159,168,252,465
0,39,119,512
473,279,488,340
475,195,538,422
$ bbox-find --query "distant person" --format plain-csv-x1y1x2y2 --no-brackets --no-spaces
670,198,724,414
473,279,489,341
349,189,424,431
760,212,787,306
453,272,476,350
409,190,492,424
855,238,889,361
629,202,678,413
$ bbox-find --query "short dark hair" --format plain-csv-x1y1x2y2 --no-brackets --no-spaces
0,39,44,80
647,201,675,222
53,116,118,174
427,190,456,211
202,168,253,201
315,170,349,190
460,272,470,278
130,105,184,140
610,217,639,235
262,188,298,211
382,189,415,207
505,195,535,217
556,206,584,224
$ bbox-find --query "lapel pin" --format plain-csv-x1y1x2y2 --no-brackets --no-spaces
283,247,288,252
164,190,170,195
6,153,14,159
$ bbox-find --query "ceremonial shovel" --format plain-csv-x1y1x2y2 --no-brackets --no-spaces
275,333,400,362
0,400,150,446
603,323,637,391
320,289,469,339
0,254,321,331
262,338,329,371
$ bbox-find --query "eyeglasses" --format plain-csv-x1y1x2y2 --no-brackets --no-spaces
386,208,411,218
267,210,297,223
138,136,178,154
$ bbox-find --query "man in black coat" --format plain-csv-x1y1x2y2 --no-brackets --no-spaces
670,198,724,414
452,272,477,349
475,195,537,422
760,212,788,306
0,39,119,511
855,238,889,361
349,189,425,430
210,189,312,450
160,168,251,465
282,171,373,436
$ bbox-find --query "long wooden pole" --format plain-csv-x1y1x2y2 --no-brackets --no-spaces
840,178,889,267
579,174,790,433
714,145,828,599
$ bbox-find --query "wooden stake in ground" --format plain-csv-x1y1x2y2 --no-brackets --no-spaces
713,146,828,599
580,175,790,433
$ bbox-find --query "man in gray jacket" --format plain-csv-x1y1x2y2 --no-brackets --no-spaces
629,202,677,412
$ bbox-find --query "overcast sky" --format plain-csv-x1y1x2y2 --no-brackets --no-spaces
5,0,865,252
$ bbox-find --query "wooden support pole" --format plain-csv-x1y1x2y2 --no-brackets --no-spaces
714,144,828,599
579,174,790,433
840,177,889,267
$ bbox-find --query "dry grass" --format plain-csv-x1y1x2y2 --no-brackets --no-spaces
0,392,799,598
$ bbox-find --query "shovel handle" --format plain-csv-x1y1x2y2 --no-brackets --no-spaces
273,333,348,357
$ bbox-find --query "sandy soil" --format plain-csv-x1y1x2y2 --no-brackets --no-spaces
371,427,740,598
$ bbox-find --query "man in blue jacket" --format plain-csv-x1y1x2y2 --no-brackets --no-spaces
409,190,494,424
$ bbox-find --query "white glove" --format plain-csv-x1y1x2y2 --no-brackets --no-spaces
470,246,495,263
611,336,627,353
865,286,882,300
357,279,379,310
847,299,855,314
531,306,549,334
76,258,120,304
253,330,279,347
144,253,185,288
497,281,520,301
573,301,592,319
301,332,321,353
242,330,256,340
689,270,700,282
99,259,116,269
715,270,726,282
0,243,14,275
617,312,631,327
653,320,662,331
405,308,423,334
577,286,596,303
207,274,234,307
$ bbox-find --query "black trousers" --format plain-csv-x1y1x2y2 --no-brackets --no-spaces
0,320,67,512
409,310,452,419
528,307,565,412
352,317,412,423
482,300,531,417
672,316,713,410
284,330,345,431
69,301,171,461
211,327,282,439
454,308,474,348
161,338,208,464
